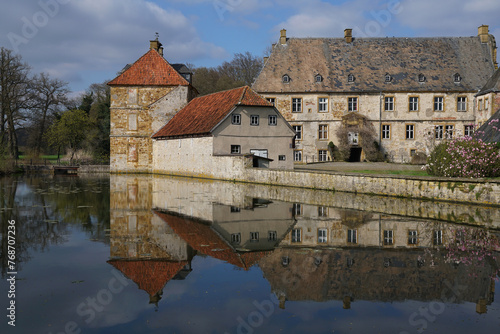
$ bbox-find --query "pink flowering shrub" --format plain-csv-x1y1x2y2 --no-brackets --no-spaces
425,137,500,178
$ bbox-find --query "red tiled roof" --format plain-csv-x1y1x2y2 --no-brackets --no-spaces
108,259,187,296
152,86,272,139
108,49,190,86
154,210,269,270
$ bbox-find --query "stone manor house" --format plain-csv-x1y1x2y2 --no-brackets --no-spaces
252,26,499,163
109,26,499,173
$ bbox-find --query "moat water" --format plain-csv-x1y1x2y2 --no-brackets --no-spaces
0,174,499,334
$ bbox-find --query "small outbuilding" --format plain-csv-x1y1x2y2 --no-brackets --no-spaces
152,86,296,175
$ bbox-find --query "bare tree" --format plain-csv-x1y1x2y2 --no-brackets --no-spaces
29,72,69,157
0,47,31,158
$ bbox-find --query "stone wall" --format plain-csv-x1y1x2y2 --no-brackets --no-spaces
262,91,478,163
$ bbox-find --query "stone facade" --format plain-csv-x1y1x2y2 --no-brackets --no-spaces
253,26,498,163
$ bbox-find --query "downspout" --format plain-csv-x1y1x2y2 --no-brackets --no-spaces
379,92,383,147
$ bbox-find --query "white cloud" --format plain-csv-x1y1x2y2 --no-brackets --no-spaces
0,0,227,90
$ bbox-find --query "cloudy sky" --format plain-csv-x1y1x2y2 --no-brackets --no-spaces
0,0,499,94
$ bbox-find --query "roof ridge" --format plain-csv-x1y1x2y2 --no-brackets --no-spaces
238,86,249,104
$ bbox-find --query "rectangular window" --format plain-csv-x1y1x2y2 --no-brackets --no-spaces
291,228,301,243
485,98,489,110
457,96,467,112
318,97,328,112
318,124,328,140
434,97,444,111
250,115,259,126
348,132,359,145
230,145,241,154
268,115,277,126
433,230,443,246
250,232,259,242
348,97,358,112
268,231,277,241
278,155,286,161
406,124,415,140
479,99,484,111
231,233,241,244
232,114,241,125
318,228,328,243
292,98,302,113
318,150,328,162
445,125,454,139
347,229,357,244
384,96,394,111
292,125,302,140
464,125,474,137
318,206,327,217
266,97,275,106
382,124,391,139
230,206,240,213
410,149,416,157
383,230,393,245
293,203,302,216
409,96,419,112
408,230,418,245
293,150,302,162
435,125,444,139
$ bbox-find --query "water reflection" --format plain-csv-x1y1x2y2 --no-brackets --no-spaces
109,175,499,315
0,175,110,278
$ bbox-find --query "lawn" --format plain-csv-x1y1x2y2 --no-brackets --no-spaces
347,169,430,176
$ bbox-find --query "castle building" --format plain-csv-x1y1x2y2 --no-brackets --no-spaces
252,26,498,163
108,38,197,173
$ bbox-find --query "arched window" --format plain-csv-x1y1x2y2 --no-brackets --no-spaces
418,73,426,82
385,73,392,82
348,74,355,83
315,74,323,83
454,73,462,83
282,74,290,83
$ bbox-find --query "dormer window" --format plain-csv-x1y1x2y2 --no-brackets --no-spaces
385,73,392,82
315,74,323,83
454,73,462,83
282,74,290,83
348,74,355,83
418,74,426,82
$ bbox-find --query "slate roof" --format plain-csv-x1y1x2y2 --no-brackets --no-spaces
108,49,190,86
152,86,272,139
108,259,187,297
477,67,500,96
253,36,496,93
474,108,500,142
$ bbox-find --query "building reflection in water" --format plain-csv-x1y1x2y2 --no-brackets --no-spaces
109,175,499,313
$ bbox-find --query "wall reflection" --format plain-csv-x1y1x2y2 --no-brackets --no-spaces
109,175,500,312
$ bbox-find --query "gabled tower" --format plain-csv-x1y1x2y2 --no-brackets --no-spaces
108,38,197,173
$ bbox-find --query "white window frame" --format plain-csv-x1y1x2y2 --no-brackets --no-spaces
408,230,418,245
232,114,241,125
318,228,328,243
347,229,357,244
435,125,444,139
292,98,302,113
434,96,444,111
293,150,302,162
250,232,259,242
348,97,358,112
250,115,259,126
231,233,241,244
445,124,454,139
406,124,415,140
382,124,391,139
464,125,474,137
384,96,394,111
291,228,301,243
292,125,302,140
268,115,277,126
318,97,328,112
457,96,467,112
230,145,241,154
409,96,419,112
318,150,328,162
318,124,328,140
383,230,394,245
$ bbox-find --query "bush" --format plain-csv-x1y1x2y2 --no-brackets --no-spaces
425,137,500,178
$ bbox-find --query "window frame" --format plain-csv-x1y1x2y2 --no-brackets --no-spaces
408,230,418,246
435,125,444,140
291,228,302,243
318,97,329,112
318,228,328,243
250,115,259,126
464,125,474,137
231,114,241,125
231,233,241,244
347,229,357,244
384,96,395,112
268,115,277,126
318,124,328,140
434,96,444,112
230,145,241,154
292,97,302,113
457,96,467,112
282,74,290,83
318,149,328,162
409,96,419,112
250,232,259,242
266,97,276,106
406,124,415,140
383,230,394,246
445,124,454,139
381,124,391,140
292,125,302,140
293,149,302,162
348,96,358,112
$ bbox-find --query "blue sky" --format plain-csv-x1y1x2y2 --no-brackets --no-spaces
0,0,499,94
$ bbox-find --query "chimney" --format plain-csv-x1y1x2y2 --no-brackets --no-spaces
280,29,287,45
478,25,489,43
150,33,163,53
344,28,353,43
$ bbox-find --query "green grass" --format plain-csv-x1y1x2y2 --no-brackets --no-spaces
347,169,430,176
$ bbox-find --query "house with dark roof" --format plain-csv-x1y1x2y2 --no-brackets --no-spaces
151,86,296,174
108,38,197,173
475,67,500,128
252,26,498,163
